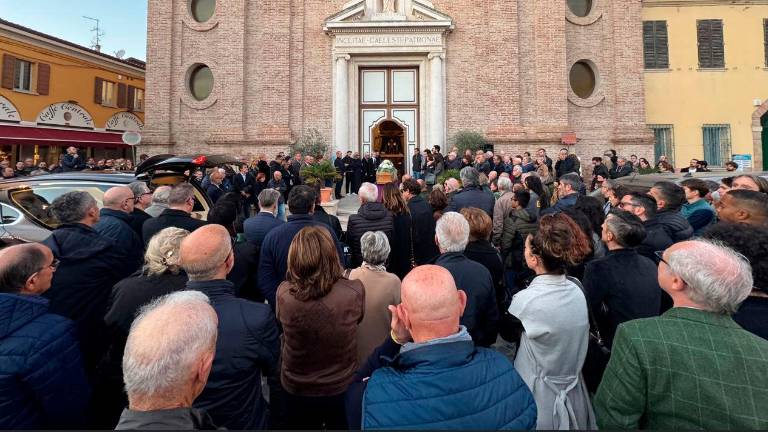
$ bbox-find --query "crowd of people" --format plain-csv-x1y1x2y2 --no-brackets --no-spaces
0,143,767,430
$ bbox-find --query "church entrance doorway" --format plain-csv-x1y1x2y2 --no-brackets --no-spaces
359,66,419,178
762,112,768,170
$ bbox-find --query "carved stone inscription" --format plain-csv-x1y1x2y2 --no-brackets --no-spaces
335,34,442,48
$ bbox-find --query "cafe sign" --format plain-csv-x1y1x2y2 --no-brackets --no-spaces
0,96,21,122
36,102,94,128
106,111,144,131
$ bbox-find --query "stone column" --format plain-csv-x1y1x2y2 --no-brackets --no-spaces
428,52,445,151
334,54,351,153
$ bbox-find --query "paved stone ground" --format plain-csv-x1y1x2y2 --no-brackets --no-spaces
334,194,363,231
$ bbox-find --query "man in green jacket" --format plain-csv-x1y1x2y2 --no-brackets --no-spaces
594,239,768,430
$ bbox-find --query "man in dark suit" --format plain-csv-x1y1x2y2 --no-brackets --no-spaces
343,151,354,195
243,189,284,248
350,153,364,195
233,165,257,217
61,146,86,172
362,153,373,184
402,179,440,264
333,151,345,199
142,184,207,246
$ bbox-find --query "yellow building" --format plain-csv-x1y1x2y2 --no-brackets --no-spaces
0,18,145,165
643,0,768,171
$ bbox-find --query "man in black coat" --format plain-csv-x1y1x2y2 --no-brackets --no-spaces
362,153,374,184
412,148,423,180
446,167,495,218
554,148,579,180
61,146,86,172
342,151,354,195
181,225,280,430
234,164,257,217
590,157,611,191
350,153,364,195
619,192,674,263
648,181,694,242
93,186,144,274
609,157,633,179
402,179,440,264
333,151,345,199
434,212,498,347
143,184,208,246
42,191,128,370
346,183,394,268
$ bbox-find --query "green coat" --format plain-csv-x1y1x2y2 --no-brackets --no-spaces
594,308,768,430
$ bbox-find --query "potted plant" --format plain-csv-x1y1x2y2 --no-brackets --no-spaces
376,160,398,184
437,168,462,187
300,161,340,203
449,130,487,156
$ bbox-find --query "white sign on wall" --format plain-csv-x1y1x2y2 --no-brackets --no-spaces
36,102,94,128
0,96,21,122
105,111,144,131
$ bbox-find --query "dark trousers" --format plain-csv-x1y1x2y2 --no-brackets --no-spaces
335,178,343,199
352,174,362,194
345,173,353,194
283,392,347,430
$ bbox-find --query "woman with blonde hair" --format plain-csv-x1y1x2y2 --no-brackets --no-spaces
98,227,191,426
277,226,364,429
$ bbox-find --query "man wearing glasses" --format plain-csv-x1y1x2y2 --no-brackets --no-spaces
128,181,154,235
617,192,673,264
94,186,144,274
594,239,768,430
0,243,90,428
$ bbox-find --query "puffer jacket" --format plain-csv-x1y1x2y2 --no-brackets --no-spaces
501,208,538,270
347,202,394,268
362,340,537,430
656,208,694,242
0,294,90,429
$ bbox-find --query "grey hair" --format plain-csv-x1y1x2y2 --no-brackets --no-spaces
435,212,470,253
359,182,378,203
360,231,391,266
151,186,172,205
258,188,281,208
144,227,190,277
666,239,753,315
478,173,489,186
128,181,150,198
123,291,217,399
559,173,583,192
168,183,196,207
497,176,513,192
460,167,480,187
50,191,97,224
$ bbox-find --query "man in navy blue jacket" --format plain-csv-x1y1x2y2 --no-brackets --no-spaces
0,243,90,429
258,185,344,308
542,173,582,216
345,265,536,430
181,224,280,430
93,186,144,274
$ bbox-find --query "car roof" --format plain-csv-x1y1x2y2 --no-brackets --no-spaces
0,172,137,186
615,171,768,191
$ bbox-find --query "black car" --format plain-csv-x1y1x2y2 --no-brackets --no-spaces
0,154,240,243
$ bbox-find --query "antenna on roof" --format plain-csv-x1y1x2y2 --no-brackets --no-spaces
82,16,104,52
114,49,126,59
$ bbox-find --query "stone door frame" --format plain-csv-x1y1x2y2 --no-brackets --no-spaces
753,99,768,171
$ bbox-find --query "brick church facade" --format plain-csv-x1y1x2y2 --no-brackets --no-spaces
142,0,653,168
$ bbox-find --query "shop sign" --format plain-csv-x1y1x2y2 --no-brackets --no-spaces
0,96,21,122
36,102,94,128
106,111,144,131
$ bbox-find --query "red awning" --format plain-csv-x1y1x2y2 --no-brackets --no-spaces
0,124,129,148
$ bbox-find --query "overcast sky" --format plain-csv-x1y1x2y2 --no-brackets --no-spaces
1,0,148,60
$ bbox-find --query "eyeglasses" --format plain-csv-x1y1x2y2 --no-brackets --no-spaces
28,258,59,282
618,201,637,209
654,250,668,266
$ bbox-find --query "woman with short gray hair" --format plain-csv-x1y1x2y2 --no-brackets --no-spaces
348,231,401,364
97,227,191,423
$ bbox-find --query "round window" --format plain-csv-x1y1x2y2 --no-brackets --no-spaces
189,65,214,101
190,0,216,23
569,61,597,99
567,0,593,17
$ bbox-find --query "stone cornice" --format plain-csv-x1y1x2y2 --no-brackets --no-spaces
643,0,768,7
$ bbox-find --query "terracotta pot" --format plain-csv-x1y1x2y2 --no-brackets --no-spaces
320,187,332,203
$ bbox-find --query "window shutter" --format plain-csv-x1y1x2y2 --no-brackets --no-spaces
697,20,712,68
1,54,15,89
656,21,669,68
36,63,51,95
643,21,656,68
764,19,768,67
94,77,103,104
127,85,135,111
710,20,724,68
117,83,127,108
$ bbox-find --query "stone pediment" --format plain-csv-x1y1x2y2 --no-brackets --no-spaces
324,0,453,34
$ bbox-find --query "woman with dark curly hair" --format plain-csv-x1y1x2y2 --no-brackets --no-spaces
507,213,596,430
276,226,364,429
428,187,449,221
703,223,768,340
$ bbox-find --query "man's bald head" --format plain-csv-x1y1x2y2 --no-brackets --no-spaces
0,243,53,294
179,224,232,281
400,265,466,342
102,186,134,213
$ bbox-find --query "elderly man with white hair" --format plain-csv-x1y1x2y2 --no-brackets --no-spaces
115,291,219,430
128,181,153,234
346,182,394,268
434,212,498,347
446,167,495,217
144,185,172,217
595,239,768,430
492,176,514,246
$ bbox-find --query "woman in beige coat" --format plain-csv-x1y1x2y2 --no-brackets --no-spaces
348,231,401,364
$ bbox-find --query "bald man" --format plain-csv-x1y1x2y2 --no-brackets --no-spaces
346,265,536,430
714,189,768,226
181,225,279,430
0,244,90,428
94,186,144,273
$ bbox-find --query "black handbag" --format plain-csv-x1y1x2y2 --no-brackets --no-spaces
424,172,437,185
568,276,611,393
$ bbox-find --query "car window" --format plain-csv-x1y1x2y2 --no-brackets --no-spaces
0,203,21,225
10,182,114,229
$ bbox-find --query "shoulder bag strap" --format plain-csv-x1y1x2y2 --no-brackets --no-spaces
567,276,610,354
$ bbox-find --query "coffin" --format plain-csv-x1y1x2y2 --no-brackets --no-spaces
376,172,395,184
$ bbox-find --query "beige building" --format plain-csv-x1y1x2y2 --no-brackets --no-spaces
143,0,653,170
